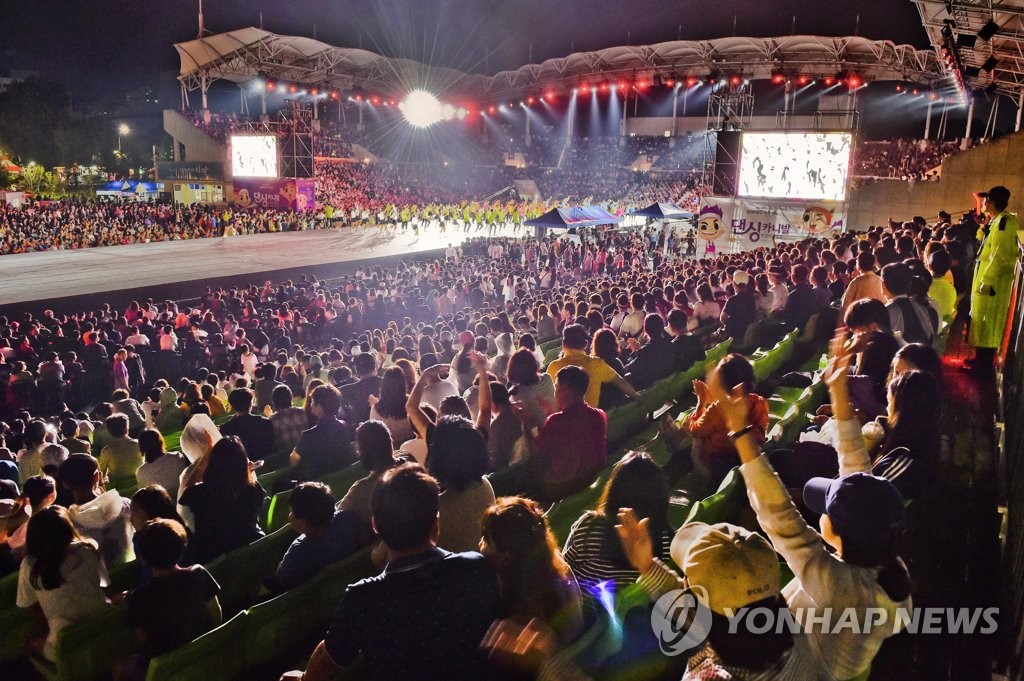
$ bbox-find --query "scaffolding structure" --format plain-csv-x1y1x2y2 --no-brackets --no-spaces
700,87,755,198
240,99,315,179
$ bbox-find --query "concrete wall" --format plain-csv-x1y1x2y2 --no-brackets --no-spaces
162,110,229,168
847,132,1024,228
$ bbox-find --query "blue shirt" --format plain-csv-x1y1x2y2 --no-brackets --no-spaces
276,510,360,589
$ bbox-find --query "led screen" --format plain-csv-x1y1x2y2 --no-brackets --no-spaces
738,132,852,201
230,135,278,178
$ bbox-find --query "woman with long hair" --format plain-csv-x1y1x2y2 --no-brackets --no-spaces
562,452,672,618
369,366,415,443
16,506,111,660
2,475,57,563
178,436,266,562
480,497,583,647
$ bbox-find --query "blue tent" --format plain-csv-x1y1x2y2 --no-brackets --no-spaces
628,202,693,220
525,205,622,229
97,180,158,195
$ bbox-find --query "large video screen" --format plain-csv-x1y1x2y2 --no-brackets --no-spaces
738,132,852,201
230,135,278,178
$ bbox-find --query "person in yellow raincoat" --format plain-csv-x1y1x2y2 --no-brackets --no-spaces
968,185,1021,374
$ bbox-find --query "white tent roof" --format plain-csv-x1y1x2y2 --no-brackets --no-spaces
176,29,947,99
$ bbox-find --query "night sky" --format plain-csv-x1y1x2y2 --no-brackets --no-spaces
3,0,929,100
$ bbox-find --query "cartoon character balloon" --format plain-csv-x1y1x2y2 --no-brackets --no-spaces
802,207,833,234
697,205,725,242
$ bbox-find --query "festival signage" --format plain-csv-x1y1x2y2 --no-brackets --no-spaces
231,178,316,212
155,161,224,182
698,197,846,250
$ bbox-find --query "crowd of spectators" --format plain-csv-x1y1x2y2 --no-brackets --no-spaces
852,138,962,182
0,200,323,254
0,196,981,678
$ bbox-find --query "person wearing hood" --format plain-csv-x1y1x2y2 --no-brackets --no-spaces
60,453,134,567
175,414,222,530
154,388,186,435
489,332,514,383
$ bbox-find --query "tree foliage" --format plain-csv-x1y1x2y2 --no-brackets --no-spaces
0,77,115,167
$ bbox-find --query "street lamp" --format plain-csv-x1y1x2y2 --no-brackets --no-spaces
117,124,130,155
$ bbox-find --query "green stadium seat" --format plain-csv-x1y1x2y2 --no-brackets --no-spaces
243,575,326,667
206,525,298,615
684,466,747,526
0,606,36,663
32,603,138,681
145,611,249,681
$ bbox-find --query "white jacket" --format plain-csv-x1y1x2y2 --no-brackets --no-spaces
741,419,911,681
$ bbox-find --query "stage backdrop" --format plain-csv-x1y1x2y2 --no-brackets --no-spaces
698,196,846,248
231,178,316,212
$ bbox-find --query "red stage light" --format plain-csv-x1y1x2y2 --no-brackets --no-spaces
912,89,919,95
543,91,554,100
636,80,649,89
599,82,609,92
847,75,861,88
771,73,786,85
310,88,319,96
527,96,536,104
929,92,938,100
371,97,380,105
665,79,675,87
729,75,741,86
895,85,902,92
265,80,276,91
355,94,363,101
488,105,496,114
330,91,338,100
686,77,699,87
616,81,626,91
289,84,298,93
580,84,591,94
823,76,835,86
388,99,396,106
797,75,809,85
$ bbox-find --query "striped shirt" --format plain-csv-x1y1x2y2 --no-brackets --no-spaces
563,511,672,612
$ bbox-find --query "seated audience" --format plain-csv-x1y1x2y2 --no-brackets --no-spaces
284,464,500,680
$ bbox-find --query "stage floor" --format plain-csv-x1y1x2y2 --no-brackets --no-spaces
0,224,522,306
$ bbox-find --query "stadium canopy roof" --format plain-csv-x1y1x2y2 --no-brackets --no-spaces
176,29,948,100
912,0,1024,99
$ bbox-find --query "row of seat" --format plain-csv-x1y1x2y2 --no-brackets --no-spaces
8,333,799,681
139,338,773,681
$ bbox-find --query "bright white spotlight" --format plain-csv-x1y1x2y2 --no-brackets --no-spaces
400,89,444,128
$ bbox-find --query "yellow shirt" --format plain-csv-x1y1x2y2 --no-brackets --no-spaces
98,438,143,480
546,349,618,407
928,277,957,321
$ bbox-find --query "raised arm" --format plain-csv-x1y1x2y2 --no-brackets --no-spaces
471,352,493,431
407,365,446,439
709,364,847,606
